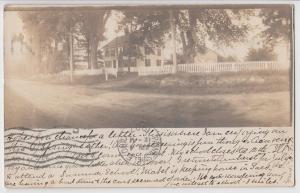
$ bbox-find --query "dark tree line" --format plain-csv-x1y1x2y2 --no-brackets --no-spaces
19,9,109,74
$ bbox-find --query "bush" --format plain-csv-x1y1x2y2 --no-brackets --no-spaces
124,71,290,95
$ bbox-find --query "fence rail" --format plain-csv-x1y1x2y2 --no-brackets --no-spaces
177,61,286,73
61,61,288,77
138,65,175,76
105,68,118,77
138,61,288,76
61,67,118,77
119,67,139,72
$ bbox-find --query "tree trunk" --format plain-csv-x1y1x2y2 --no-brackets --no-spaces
180,31,189,62
87,39,91,69
90,37,99,69
53,40,58,72
69,31,74,83
128,48,131,72
128,58,131,72
187,9,199,63
38,36,42,73
169,10,177,73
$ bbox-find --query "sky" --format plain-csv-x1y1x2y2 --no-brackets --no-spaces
4,9,289,62
4,12,23,51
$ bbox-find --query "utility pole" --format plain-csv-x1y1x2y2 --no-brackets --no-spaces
169,9,177,73
69,29,74,84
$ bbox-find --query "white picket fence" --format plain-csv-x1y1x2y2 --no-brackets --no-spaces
61,61,288,77
138,65,175,76
119,67,139,72
105,68,118,77
61,67,118,77
61,69,103,76
137,61,288,76
178,61,286,73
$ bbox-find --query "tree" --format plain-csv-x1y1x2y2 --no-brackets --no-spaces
118,9,170,71
120,7,249,63
218,55,238,62
78,10,110,69
176,8,248,62
245,47,276,61
259,6,292,49
19,10,78,74
19,9,110,75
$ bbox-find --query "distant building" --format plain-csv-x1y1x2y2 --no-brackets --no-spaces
102,34,164,71
193,48,219,63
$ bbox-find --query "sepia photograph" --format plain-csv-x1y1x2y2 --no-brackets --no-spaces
4,5,293,129
2,3,295,188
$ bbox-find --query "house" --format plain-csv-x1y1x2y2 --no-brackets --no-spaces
102,34,164,71
193,48,219,63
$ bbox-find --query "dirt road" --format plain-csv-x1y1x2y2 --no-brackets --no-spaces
5,79,291,128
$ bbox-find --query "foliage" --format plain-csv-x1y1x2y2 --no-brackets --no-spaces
120,8,249,62
17,6,292,75
18,9,110,73
245,47,276,61
19,10,79,73
259,6,292,48
77,10,110,69
218,55,238,62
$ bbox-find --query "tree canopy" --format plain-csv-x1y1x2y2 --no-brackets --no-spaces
18,9,110,73
16,6,292,75
259,6,292,48
245,47,276,61
120,8,249,62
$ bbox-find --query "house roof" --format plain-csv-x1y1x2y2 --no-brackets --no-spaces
195,47,220,57
102,31,161,50
102,35,130,49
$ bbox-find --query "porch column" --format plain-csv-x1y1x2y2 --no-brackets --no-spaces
116,59,118,78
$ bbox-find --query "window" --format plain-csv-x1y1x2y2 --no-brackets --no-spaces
145,47,151,55
118,59,123,67
105,50,109,57
105,61,112,68
123,60,128,67
157,48,161,56
156,59,161,66
110,49,116,57
145,59,151,66
116,47,122,55
113,60,117,68
132,46,139,55
124,59,137,67
132,59,137,67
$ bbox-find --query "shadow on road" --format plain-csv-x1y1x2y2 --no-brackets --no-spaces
5,84,268,128
5,86,60,129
